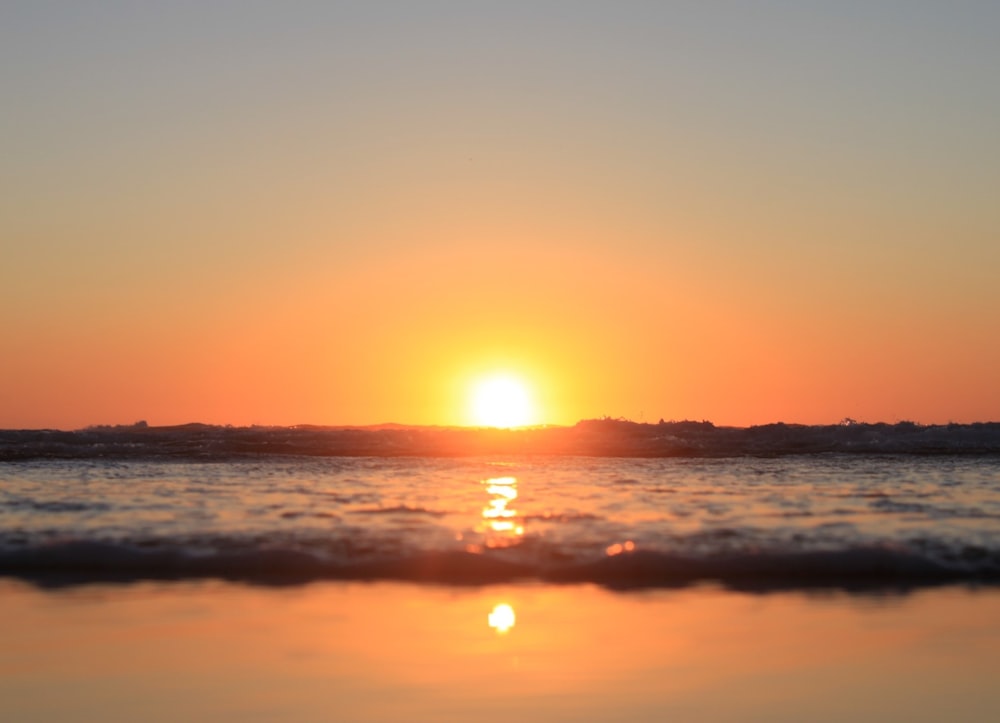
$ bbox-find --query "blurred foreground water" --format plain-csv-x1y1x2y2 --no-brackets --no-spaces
2,579,998,722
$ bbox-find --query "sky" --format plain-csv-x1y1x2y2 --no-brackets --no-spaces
2,1,999,429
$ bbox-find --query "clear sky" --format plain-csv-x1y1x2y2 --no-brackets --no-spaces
2,1,998,429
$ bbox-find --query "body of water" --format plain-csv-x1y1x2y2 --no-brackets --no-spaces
2,450,999,589
3,431,1000,721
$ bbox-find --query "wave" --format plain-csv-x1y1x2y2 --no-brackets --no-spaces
3,538,998,592
3,420,1000,460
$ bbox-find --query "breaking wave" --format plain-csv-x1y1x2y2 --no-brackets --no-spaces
2,538,998,591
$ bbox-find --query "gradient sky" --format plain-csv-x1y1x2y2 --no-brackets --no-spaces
2,1,998,429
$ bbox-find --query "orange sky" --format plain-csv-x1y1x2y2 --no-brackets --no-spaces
2,4,998,429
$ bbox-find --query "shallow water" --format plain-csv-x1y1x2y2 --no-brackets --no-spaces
4,454,999,720
2,579,998,722
2,455,999,587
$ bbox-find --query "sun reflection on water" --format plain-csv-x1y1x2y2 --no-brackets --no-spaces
606,540,636,556
480,476,524,546
488,603,516,634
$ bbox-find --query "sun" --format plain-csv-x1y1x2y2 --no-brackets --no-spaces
469,374,536,428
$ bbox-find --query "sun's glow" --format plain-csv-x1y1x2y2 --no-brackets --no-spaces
469,375,536,428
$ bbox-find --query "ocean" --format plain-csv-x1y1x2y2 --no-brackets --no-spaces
2,422,999,720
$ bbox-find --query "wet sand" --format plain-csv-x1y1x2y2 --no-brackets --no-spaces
1,579,998,722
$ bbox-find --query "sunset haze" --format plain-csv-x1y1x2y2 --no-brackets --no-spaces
3,2,998,429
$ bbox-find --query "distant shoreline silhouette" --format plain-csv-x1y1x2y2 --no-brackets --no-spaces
3,418,1000,460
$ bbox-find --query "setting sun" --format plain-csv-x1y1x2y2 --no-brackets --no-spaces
469,375,537,428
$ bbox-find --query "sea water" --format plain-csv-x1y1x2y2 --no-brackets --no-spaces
2,451,998,588
3,438,1000,721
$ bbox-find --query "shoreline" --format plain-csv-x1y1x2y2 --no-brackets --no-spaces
3,578,998,722
4,419,1000,460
